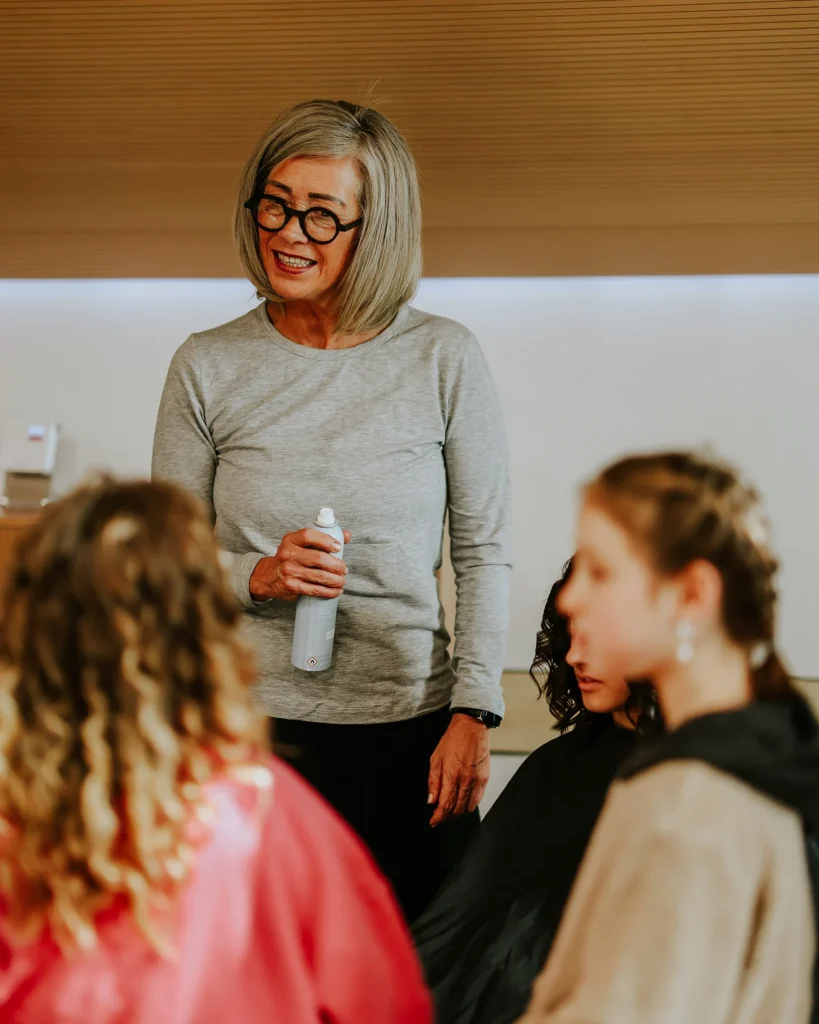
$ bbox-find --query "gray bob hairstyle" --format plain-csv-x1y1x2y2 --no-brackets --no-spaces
233,99,422,336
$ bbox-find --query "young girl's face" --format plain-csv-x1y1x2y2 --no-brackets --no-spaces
558,501,678,685
565,625,632,715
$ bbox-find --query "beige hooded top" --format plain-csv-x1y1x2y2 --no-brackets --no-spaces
516,759,814,1024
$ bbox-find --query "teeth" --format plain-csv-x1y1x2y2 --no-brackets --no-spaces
277,252,314,268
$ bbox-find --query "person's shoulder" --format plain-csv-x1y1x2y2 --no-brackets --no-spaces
480,732,576,823
403,305,474,340
500,727,609,791
166,305,270,386
200,759,277,848
266,754,350,833
201,756,385,898
400,306,482,359
622,759,771,812
613,760,801,852
187,304,267,355
519,730,578,771
215,754,350,842
257,758,412,945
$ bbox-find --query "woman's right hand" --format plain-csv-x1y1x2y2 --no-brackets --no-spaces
249,527,352,602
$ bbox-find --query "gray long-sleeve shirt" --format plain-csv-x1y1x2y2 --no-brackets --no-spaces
152,302,511,724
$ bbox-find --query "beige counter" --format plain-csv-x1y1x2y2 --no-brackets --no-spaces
0,513,38,590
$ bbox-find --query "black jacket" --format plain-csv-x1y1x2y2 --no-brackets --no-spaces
620,693,819,1024
413,717,636,1024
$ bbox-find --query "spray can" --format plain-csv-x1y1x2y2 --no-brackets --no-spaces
291,508,345,672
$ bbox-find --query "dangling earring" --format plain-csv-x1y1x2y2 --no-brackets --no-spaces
676,620,695,664
749,641,771,669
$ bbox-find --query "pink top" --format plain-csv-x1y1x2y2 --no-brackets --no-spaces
0,757,432,1024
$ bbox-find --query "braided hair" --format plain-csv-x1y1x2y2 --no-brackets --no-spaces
586,450,792,700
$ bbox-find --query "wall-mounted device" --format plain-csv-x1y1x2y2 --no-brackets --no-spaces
0,422,61,512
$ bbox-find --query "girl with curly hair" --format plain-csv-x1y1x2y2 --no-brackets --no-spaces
0,478,430,1024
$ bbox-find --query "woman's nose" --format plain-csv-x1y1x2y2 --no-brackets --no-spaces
279,214,309,245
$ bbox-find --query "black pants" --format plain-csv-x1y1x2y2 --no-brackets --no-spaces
272,706,480,924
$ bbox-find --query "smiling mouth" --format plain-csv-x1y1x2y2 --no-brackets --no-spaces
274,250,317,269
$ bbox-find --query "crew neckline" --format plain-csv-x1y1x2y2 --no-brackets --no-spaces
256,302,409,360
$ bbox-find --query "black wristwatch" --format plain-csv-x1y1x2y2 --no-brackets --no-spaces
451,706,502,729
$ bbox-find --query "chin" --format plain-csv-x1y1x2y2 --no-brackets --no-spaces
266,275,314,301
580,692,622,716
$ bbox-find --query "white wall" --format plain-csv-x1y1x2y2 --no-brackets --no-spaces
419,276,819,678
0,280,258,492
2,276,818,676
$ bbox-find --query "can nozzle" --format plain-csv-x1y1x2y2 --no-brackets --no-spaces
316,507,336,527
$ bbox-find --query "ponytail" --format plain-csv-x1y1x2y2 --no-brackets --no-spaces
751,647,796,701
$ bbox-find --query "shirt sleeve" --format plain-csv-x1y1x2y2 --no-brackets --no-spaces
517,801,762,1023
151,336,266,609
443,336,512,717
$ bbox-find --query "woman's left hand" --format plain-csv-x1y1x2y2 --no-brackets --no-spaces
428,714,491,827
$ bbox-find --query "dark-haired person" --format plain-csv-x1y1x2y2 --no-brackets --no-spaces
412,559,661,1024
519,452,819,1024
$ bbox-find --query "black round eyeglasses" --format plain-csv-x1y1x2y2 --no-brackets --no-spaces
244,194,363,245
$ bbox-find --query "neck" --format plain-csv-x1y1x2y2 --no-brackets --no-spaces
612,708,636,730
655,639,752,731
267,299,380,350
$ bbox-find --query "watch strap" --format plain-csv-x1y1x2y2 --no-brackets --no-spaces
451,706,502,729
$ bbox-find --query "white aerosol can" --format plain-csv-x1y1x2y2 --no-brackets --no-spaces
291,508,345,672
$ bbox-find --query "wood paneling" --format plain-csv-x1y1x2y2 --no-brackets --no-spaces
1,1,817,277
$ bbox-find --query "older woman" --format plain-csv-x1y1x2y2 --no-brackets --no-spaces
152,99,511,923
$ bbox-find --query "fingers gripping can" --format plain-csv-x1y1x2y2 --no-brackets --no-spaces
291,508,344,672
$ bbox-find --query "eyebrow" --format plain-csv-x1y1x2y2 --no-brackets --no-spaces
264,179,347,208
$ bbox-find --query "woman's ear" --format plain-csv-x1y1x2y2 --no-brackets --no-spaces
675,558,724,628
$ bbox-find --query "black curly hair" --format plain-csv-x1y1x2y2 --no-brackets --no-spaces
529,557,662,736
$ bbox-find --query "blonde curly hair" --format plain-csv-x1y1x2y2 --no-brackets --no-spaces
0,477,263,952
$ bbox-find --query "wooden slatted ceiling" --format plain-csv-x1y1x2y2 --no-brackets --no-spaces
1,0,818,277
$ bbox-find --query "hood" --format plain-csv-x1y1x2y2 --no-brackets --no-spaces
620,692,819,832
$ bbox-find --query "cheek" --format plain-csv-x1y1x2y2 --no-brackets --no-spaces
583,595,632,649
580,590,666,678
331,236,357,277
